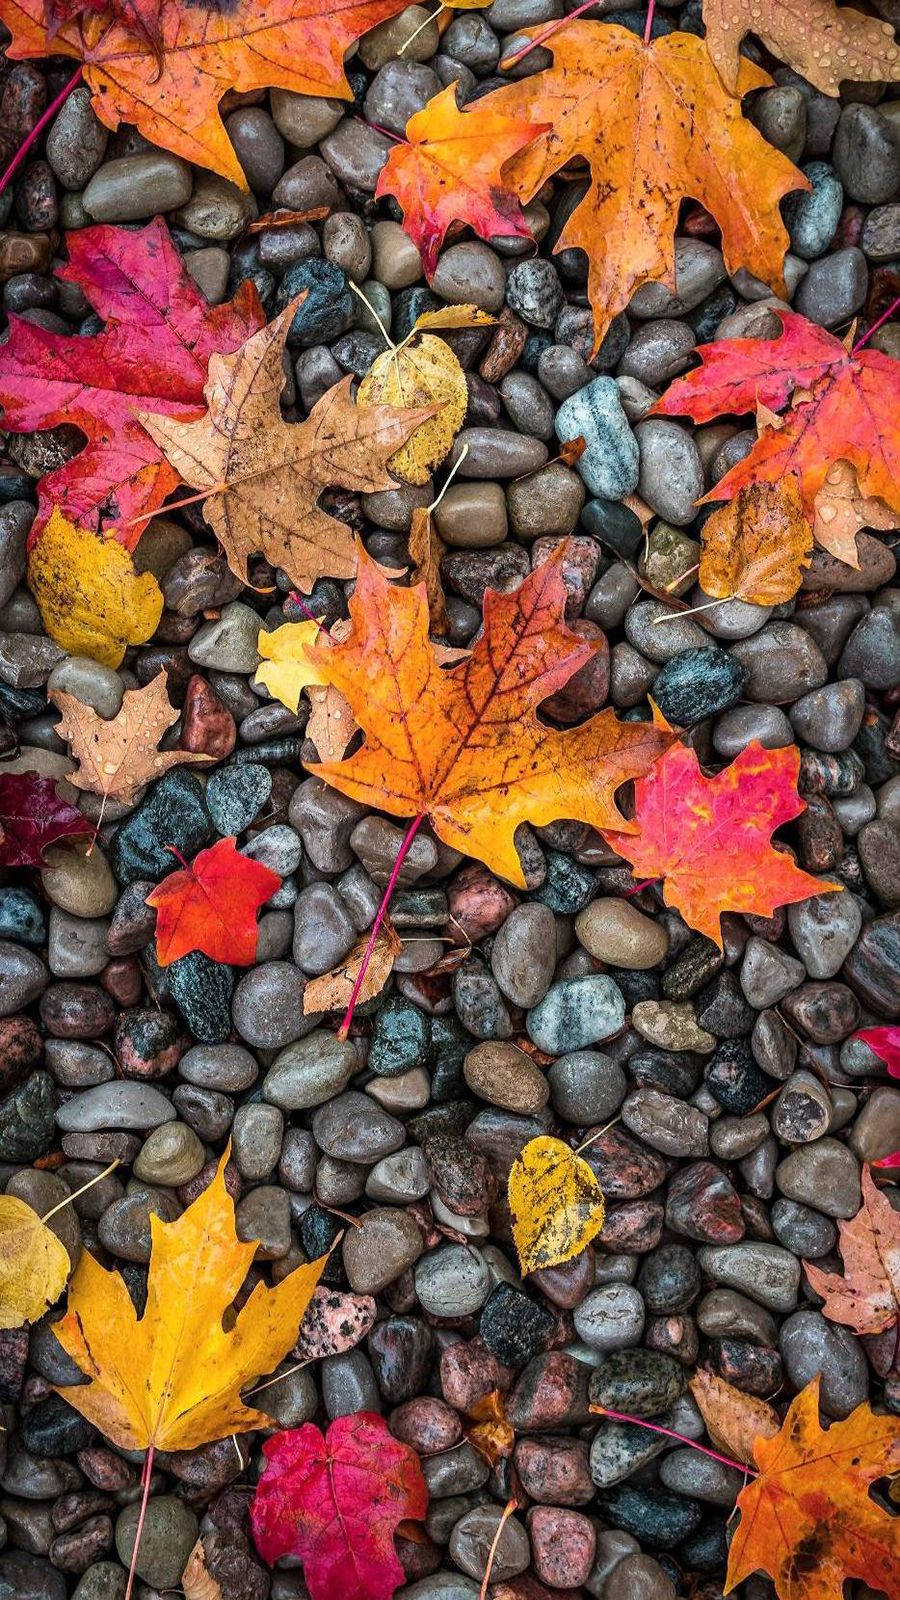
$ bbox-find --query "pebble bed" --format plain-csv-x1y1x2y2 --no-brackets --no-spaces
0,4,899,1599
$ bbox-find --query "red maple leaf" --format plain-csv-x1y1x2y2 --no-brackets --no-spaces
146,836,280,967
0,216,264,546
856,1026,900,1078
0,772,92,866
251,1413,428,1600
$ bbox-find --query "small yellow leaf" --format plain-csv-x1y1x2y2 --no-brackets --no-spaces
508,1135,605,1274
412,305,496,332
699,478,812,606
0,1196,71,1330
254,620,329,712
357,332,467,486
27,509,164,669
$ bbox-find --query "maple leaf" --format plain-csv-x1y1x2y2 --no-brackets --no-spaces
703,0,900,98
508,1135,606,1274
652,308,900,519
688,1370,780,1469
699,478,812,606
49,672,213,806
305,542,676,887
480,23,806,352
255,620,335,714
44,0,161,53
0,217,263,545
139,304,435,593
725,1378,900,1600
0,0,410,186
0,1196,71,1330
856,1026,900,1077
146,837,281,968
0,773,91,866
813,460,900,568
602,742,838,949
376,82,548,280
53,1147,325,1452
250,1412,428,1600
804,1167,900,1336
28,509,163,668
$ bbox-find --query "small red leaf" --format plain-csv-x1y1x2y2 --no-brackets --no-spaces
0,772,92,866
146,837,280,967
250,1413,428,1600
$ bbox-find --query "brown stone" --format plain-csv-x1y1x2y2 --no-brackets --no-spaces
505,1352,592,1433
601,1200,665,1253
514,1436,594,1506
448,863,517,945
179,673,236,758
529,1506,596,1589
0,230,53,281
390,1396,463,1456
440,1337,506,1413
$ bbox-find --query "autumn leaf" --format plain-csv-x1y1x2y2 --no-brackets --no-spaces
804,1167,900,1336
306,683,358,762
49,672,213,805
255,620,331,714
481,23,805,352
146,837,281,968
408,504,448,634
250,1412,428,1600
508,1135,606,1275
53,1147,325,1451
302,927,400,1015
688,1369,780,1469
0,773,91,866
28,509,163,669
702,0,900,97
0,0,410,186
0,218,263,545
652,308,900,520
726,1378,900,1600
813,460,900,568
0,1196,71,1330
602,742,838,949
376,82,547,279
181,1541,223,1600
856,1026,900,1077
139,303,435,593
699,479,812,606
466,1389,515,1466
305,542,675,887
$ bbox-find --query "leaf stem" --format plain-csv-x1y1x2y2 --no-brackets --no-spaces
852,294,900,355
338,812,426,1037
40,1158,120,1223
479,1498,518,1600
623,877,659,897
124,1443,155,1600
653,596,728,623
589,1404,757,1476
0,66,83,196
398,2,445,55
575,1114,622,1155
502,0,603,68
643,0,656,45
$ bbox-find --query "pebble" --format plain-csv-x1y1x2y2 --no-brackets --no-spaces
55,1082,177,1133
555,378,639,500
463,1041,549,1114
526,975,625,1053
415,1246,492,1318
489,903,556,1006
775,1138,861,1218
312,1091,405,1163
574,1285,645,1352
780,1310,867,1419
634,420,703,526
115,1498,197,1590
696,1243,801,1312
576,899,668,968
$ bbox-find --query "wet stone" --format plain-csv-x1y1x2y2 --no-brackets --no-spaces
479,1283,554,1368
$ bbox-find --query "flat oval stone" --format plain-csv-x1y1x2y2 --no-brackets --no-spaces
526,975,626,1054
56,1082,177,1133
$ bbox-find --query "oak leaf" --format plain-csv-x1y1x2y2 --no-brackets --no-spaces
376,82,548,279
688,1369,780,1469
302,927,400,1016
482,23,806,352
0,0,410,186
0,773,91,866
602,742,838,949
305,542,676,887
53,1147,325,1452
725,1377,900,1600
652,309,900,520
0,218,263,544
804,1166,900,1336
28,509,163,668
49,672,213,806
146,837,281,968
703,0,900,97
856,1025,900,1077
699,478,812,605
813,460,900,568
508,1135,606,1275
0,1196,71,1330
250,1412,428,1600
139,303,435,592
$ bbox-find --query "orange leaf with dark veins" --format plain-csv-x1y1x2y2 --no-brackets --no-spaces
376,83,548,280
304,542,677,887
602,741,838,949
652,308,900,518
146,837,280,968
804,1166,900,1336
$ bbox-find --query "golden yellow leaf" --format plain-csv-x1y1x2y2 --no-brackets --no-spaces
27,509,163,669
306,683,357,761
302,926,400,1015
53,1146,324,1452
357,329,467,487
813,459,900,569
0,1196,71,1330
254,620,329,713
411,306,496,332
508,1135,605,1275
699,478,812,605
689,1368,780,1468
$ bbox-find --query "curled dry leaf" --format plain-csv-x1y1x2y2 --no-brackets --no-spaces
702,0,900,97
803,1166,900,1336
181,1541,223,1600
0,1196,71,1330
407,504,448,634
688,1368,780,1469
28,509,164,669
508,1135,606,1275
699,478,812,606
139,303,435,592
146,836,281,968
813,459,900,568
49,673,213,806
302,926,401,1016
465,1389,515,1466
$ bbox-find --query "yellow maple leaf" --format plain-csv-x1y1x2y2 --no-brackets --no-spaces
255,620,330,713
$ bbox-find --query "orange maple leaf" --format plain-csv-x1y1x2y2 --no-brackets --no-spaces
804,1167,900,1336
305,542,676,887
146,837,281,968
602,741,838,949
0,0,408,185
376,82,549,280
726,1378,900,1600
478,22,806,351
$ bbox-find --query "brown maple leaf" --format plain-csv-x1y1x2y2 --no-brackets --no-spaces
703,0,900,98
804,1166,900,1336
813,459,900,568
408,505,448,634
49,673,213,805
139,301,436,593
